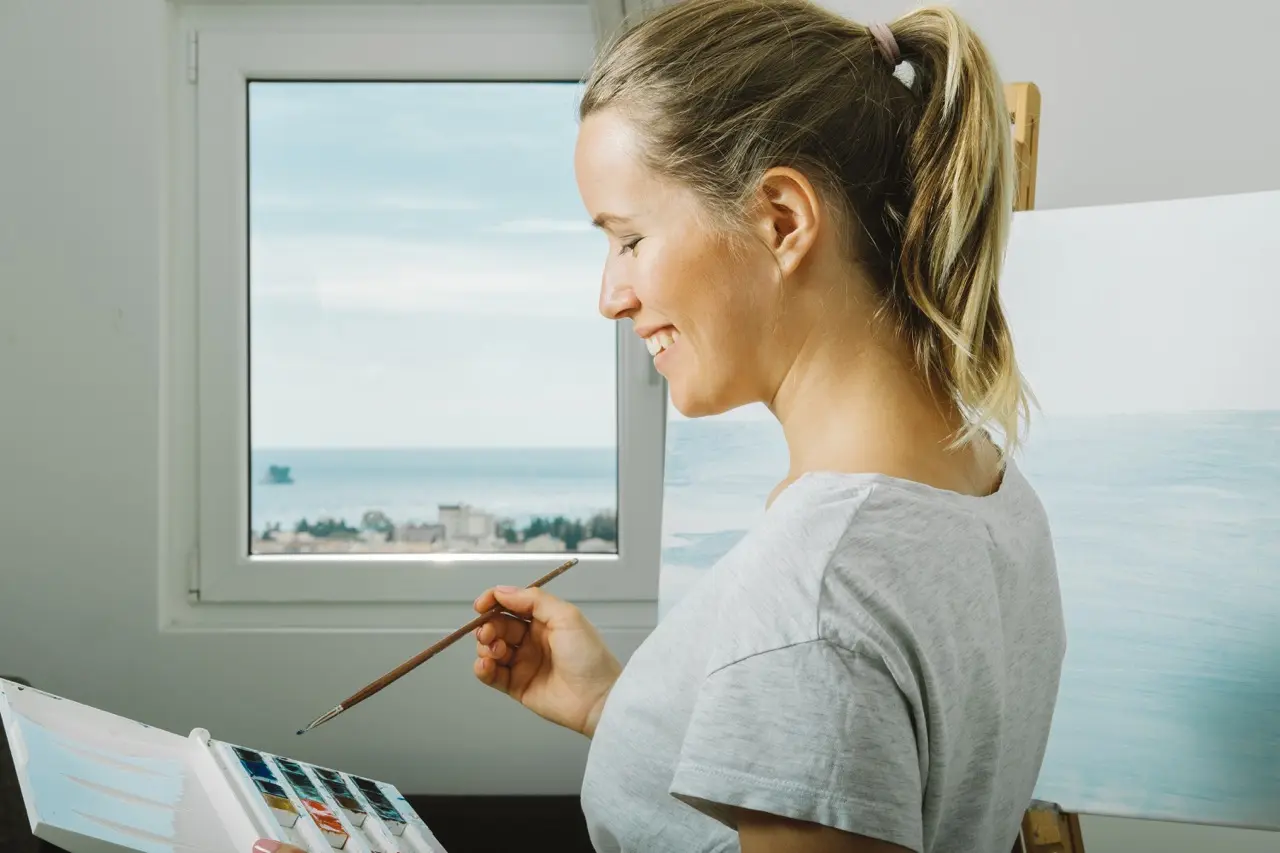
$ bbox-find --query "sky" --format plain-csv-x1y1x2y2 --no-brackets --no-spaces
248,81,625,450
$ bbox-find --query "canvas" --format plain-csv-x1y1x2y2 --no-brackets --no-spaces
656,189,1280,831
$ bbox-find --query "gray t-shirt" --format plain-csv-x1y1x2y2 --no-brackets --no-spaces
581,461,1066,853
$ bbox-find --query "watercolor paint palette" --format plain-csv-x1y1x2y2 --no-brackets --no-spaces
0,678,447,853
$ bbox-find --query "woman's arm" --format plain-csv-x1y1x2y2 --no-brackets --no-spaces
737,809,915,853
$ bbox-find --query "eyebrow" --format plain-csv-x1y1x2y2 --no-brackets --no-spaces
591,212,633,230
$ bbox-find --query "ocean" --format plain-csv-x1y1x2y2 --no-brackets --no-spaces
250,447,618,532
253,409,1280,827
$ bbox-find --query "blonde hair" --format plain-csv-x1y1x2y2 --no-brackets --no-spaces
581,0,1031,455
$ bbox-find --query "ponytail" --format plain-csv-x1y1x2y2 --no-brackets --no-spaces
891,6,1030,456
579,0,1032,454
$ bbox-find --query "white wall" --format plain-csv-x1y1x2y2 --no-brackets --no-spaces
0,2,1276,853
0,0,634,801
823,0,1280,210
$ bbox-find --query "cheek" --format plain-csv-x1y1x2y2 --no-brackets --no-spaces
645,239,739,326
690,261,766,349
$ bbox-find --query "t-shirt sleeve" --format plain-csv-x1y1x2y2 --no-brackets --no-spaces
668,639,924,853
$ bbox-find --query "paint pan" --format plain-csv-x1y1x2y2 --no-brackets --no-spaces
352,775,406,836
269,758,349,848
239,758,277,782
276,759,319,787
261,792,300,828
227,750,301,830
331,794,368,827
234,746,266,763
276,764,323,800
254,777,290,801
300,798,350,849
311,766,368,827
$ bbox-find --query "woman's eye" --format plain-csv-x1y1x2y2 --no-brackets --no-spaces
619,237,643,256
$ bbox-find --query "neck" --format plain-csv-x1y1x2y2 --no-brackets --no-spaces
765,311,995,503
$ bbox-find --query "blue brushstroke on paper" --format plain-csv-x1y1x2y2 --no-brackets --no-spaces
16,715,182,853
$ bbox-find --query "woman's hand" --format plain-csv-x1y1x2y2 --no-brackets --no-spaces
251,841,304,853
473,585,622,737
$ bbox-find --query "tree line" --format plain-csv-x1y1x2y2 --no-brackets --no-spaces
259,509,617,551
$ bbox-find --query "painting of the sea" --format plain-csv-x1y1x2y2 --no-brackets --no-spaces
658,409,1280,830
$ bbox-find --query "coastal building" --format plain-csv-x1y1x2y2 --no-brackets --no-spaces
438,503,499,549
522,533,566,552
397,522,447,544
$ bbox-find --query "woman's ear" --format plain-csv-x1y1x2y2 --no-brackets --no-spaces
750,166,823,278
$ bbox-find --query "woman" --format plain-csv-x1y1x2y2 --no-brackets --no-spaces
253,1,1065,851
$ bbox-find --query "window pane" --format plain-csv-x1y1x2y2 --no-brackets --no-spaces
247,82,617,557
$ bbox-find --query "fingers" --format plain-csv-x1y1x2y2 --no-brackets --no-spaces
473,588,500,613
473,613,523,694
475,585,578,627
473,654,511,694
475,613,528,649
474,635,517,666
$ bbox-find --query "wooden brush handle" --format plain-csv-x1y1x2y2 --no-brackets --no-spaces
338,557,579,713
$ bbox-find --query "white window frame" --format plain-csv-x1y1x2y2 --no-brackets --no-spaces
173,5,666,612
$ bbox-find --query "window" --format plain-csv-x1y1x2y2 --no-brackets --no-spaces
246,81,619,559
183,8,666,607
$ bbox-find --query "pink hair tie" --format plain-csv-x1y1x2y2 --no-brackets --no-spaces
868,22,901,67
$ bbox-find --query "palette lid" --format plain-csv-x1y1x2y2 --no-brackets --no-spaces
0,678,236,853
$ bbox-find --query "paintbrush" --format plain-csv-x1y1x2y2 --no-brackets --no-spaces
296,557,579,735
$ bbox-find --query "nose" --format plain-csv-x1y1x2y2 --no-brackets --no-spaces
598,267,640,320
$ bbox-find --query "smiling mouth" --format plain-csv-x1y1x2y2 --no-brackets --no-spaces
643,328,680,356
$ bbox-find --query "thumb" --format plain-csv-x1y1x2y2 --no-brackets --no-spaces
491,585,576,626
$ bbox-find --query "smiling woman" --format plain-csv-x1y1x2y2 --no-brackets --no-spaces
468,1,1066,852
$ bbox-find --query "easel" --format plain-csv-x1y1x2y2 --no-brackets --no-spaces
1006,81,1041,212
1002,80,1084,853
1016,802,1086,853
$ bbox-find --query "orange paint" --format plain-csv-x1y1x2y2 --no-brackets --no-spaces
301,798,347,836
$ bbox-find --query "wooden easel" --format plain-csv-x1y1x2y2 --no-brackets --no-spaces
1016,802,1086,853
1006,81,1041,212
1002,80,1084,853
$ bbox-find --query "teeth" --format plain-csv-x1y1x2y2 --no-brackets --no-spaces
644,329,679,356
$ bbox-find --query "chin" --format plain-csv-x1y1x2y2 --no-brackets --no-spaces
668,380,741,420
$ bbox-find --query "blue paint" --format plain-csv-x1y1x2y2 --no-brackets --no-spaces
372,803,404,823
350,776,404,823
239,759,278,782
272,758,322,799
15,715,181,853
253,777,290,800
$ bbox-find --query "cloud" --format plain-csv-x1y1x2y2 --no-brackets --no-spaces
250,234,602,318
